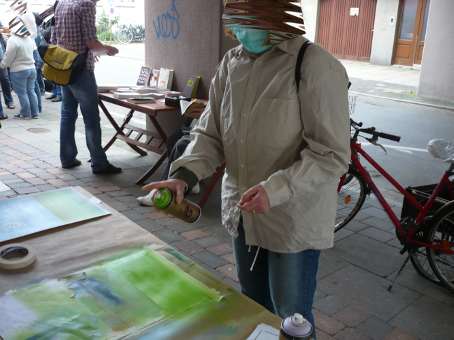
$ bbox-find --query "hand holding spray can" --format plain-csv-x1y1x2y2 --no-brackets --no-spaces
153,188,201,223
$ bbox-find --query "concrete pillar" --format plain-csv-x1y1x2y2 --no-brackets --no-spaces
418,1,454,104
301,0,319,42
370,0,399,65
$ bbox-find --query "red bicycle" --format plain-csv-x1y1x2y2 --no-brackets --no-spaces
336,119,454,292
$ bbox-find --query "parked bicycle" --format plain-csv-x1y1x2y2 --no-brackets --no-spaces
336,118,454,292
115,24,145,44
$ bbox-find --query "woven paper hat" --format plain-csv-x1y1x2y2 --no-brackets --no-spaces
5,0,37,38
223,0,305,44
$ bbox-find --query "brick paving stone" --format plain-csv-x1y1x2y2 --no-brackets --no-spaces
6,181,32,189
34,184,57,192
357,316,393,340
334,306,370,327
153,229,182,244
222,253,235,263
383,328,419,340
47,179,67,187
314,309,346,336
359,227,394,243
344,219,370,233
134,218,164,233
182,228,210,241
207,242,232,256
171,240,203,255
192,250,227,269
217,263,237,281
362,216,395,233
26,178,47,185
15,186,40,194
317,331,336,340
37,172,58,180
315,295,354,316
334,228,354,242
56,174,77,181
96,185,121,193
195,236,224,248
0,190,16,197
334,327,371,340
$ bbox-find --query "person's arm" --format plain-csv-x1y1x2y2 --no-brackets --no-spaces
80,1,118,56
0,39,17,69
256,53,351,210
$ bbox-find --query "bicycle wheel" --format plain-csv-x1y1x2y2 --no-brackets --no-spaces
409,247,440,284
335,169,367,232
116,31,133,44
427,205,454,293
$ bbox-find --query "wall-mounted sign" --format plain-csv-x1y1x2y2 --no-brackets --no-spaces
350,7,360,17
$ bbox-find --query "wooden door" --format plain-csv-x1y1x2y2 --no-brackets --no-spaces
393,0,430,65
317,0,377,61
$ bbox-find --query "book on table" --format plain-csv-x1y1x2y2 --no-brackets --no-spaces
157,68,174,90
149,69,160,88
136,66,152,86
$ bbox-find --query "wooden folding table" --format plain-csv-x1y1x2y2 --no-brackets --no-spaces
98,93,177,185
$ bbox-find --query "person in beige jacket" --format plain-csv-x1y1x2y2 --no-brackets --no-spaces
144,1,350,331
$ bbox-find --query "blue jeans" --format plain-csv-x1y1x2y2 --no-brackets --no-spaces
0,67,14,106
10,68,39,118
60,69,108,169
53,84,62,97
34,79,42,113
0,93,3,117
233,223,320,331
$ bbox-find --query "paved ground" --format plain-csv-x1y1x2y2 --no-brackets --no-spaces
1,92,454,339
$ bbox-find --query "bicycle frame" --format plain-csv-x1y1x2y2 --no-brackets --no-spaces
350,141,454,254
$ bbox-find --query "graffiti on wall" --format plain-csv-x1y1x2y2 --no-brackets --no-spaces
153,0,180,40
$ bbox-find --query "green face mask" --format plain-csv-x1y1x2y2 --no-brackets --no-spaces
230,26,272,55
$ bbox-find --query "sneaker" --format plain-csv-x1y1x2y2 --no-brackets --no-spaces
51,96,62,102
62,159,82,169
92,163,122,175
137,189,157,207
14,114,31,120
32,115,39,119
191,183,200,194
7,103,15,109
46,94,56,100
0,115,8,120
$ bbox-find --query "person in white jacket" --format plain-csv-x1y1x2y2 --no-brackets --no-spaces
0,13,39,119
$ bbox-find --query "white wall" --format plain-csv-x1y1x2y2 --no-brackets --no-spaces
301,0,319,42
370,0,399,65
418,1,454,104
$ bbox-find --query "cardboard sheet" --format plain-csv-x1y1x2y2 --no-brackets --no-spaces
0,187,110,243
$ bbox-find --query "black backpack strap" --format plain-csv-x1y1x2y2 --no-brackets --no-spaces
295,40,312,92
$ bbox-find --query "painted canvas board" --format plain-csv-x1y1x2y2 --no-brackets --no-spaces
0,249,222,339
0,187,110,243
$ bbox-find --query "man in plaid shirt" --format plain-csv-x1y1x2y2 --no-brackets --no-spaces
52,0,121,174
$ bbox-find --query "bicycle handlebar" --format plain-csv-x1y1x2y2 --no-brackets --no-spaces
350,119,401,142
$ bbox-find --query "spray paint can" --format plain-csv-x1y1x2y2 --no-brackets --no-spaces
280,313,313,339
153,188,201,223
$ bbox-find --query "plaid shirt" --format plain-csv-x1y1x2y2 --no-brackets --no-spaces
51,0,97,71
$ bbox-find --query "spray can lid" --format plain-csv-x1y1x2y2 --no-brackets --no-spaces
281,313,313,339
153,188,173,209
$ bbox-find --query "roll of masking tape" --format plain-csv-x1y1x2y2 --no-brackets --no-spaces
0,244,36,271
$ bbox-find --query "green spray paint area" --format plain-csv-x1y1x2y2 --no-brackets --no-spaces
0,249,222,340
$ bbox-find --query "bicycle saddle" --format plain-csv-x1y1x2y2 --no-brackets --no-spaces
428,139,454,163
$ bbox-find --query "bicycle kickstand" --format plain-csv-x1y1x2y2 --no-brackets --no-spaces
387,254,411,292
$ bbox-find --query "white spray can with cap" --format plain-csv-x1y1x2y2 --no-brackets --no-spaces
280,313,314,339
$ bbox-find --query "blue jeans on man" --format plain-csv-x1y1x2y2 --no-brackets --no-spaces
0,67,14,107
234,222,320,332
9,68,39,118
60,69,116,172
